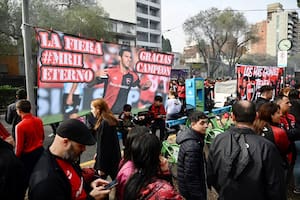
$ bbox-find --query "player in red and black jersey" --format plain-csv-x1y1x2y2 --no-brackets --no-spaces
88,47,151,113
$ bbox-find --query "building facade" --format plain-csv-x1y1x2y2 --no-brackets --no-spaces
266,3,298,56
98,0,137,46
248,21,267,55
98,0,162,50
136,0,161,50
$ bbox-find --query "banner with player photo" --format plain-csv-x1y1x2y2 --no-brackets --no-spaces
236,64,284,101
35,28,174,123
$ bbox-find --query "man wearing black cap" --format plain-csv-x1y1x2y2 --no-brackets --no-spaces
5,88,27,138
254,85,273,111
29,119,111,200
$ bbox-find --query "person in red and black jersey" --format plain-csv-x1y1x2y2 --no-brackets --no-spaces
274,95,300,185
88,47,152,113
148,95,167,141
274,95,300,158
254,103,291,177
29,119,112,200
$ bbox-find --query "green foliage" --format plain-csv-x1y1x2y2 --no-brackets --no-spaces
0,0,112,55
0,0,21,54
0,85,19,110
239,53,277,66
29,0,112,40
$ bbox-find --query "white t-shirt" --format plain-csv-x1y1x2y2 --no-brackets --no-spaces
165,98,182,115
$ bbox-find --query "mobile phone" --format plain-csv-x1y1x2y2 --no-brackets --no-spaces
103,180,118,190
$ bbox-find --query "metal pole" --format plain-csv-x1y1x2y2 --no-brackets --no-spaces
22,0,36,115
207,52,210,78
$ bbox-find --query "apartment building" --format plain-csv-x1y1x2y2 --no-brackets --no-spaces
266,3,298,56
136,0,161,50
97,0,137,46
98,0,162,49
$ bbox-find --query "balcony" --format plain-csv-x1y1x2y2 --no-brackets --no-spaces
137,31,148,42
137,3,148,15
149,6,160,17
137,17,148,28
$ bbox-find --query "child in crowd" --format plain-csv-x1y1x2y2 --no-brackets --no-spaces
118,104,134,147
148,95,166,141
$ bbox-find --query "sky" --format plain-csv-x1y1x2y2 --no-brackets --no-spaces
161,0,299,53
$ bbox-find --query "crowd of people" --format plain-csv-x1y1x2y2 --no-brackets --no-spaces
1,80,300,200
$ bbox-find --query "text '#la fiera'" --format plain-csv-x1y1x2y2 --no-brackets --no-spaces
38,31,103,55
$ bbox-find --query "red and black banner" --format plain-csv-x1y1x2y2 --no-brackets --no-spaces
35,28,174,122
236,65,284,101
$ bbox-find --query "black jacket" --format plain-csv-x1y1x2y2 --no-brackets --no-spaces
176,127,207,200
0,138,26,200
94,120,121,180
28,149,93,200
290,99,300,127
254,97,270,111
5,101,21,138
207,127,286,200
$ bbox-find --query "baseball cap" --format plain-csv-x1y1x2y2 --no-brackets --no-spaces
56,119,96,145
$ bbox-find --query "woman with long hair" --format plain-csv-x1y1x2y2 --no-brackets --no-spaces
116,126,147,200
124,133,182,200
253,102,290,165
91,98,121,180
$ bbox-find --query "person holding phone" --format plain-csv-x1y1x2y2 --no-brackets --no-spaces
29,119,111,200
124,133,182,200
116,126,147,200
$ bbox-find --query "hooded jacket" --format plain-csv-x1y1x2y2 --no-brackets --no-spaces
207,126,286,200
176,127,207,200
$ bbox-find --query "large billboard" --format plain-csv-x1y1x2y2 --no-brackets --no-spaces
236,65,284,101
35,28,174,124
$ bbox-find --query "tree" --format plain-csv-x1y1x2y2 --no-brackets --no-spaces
0,0,22,54
29,0,112,41
0,0,112,55
162,35,172,52
239,53,277,66
183,7,257,77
